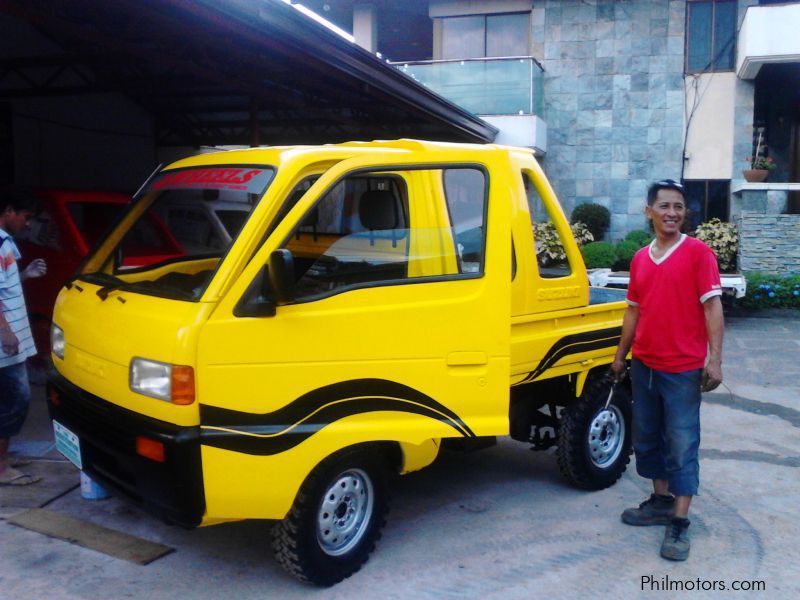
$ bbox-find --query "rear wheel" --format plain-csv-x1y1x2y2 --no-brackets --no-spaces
557,375,632,490
272,447,389,587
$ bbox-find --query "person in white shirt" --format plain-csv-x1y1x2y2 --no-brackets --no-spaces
0,187,47,486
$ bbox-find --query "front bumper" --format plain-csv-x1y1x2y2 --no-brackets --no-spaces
47,370,205,528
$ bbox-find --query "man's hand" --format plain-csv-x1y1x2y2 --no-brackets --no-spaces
1,328,19,355
701,359,722,392
22,258,47,280
610,358,627,382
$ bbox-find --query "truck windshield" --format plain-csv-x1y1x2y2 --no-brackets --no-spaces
77,166,274,301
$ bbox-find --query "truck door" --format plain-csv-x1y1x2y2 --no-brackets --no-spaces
197,152,511,517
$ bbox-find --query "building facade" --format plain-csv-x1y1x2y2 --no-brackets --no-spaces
305,0,800,272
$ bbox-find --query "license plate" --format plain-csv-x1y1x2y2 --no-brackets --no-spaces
53,420,82,469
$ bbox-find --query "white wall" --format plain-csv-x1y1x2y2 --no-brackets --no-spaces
482,114,546,154
683,73,736,180
737,3,800,78
353,4,377,52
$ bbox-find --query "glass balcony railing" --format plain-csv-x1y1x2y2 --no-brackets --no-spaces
392,56,544,116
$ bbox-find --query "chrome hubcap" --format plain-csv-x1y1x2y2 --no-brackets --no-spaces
588,405,625,468
316,468,373,556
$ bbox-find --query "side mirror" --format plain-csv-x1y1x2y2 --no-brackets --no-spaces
234,265,276,318
233,250,295,318
269,249,295,304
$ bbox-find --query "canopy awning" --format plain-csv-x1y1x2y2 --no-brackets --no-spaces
0,0,497,146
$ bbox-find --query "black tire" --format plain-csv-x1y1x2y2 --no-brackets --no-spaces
272,446,390,587
557,375,632,490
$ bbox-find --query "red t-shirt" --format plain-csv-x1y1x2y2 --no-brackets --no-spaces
626,235,722,372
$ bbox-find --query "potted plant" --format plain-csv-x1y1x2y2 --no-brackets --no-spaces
743,155,776,182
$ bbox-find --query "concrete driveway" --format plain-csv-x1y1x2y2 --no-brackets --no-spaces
1,315,798,598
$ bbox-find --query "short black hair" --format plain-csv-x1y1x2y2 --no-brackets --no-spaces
646,179,685,205
0,186,40,214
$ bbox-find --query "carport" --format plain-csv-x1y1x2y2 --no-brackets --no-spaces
0,0,496,189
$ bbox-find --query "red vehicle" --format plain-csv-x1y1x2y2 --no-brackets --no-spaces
16,189,184,357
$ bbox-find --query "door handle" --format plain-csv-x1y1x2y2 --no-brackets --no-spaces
446,351,488,366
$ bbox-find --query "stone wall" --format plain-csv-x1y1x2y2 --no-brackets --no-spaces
737,214,800,275
535,0,762,241
731,0,759,188
536,0,685,240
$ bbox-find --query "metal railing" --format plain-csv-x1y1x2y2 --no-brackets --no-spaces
391,56,544,116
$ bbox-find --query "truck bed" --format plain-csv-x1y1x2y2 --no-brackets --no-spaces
510,289,627,386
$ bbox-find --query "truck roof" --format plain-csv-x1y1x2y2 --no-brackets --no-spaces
165,139,535,171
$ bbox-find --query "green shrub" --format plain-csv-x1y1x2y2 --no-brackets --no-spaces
693,218,738,273
534,221,594,266
571,203,611,241
612,240,640,271
581,241,616,269
738,273,800,310
624,229,653,247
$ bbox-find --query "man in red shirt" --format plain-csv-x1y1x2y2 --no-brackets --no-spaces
611,179,724,561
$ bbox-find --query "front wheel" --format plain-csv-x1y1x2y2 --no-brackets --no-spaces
557,375,632,490
272,447,390,587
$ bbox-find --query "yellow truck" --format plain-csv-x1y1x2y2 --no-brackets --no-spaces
47,140,630,586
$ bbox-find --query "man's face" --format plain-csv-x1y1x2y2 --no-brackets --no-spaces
646,189,685,237
1,207,33,235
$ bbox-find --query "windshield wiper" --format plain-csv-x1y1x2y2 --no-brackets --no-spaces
96,282,130,301
77,273,129,301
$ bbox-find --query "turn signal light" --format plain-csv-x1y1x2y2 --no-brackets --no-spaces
171,366,195,405
136,436,165,463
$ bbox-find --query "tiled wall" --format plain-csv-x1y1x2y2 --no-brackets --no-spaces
738,214,800,275
537,0,686,239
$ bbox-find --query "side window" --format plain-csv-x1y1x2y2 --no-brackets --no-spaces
443,168,486,274
279,167,487,302
285,175,410,300
16,206,60,250
686,0,736,73
683,179,729,230
524,173,573,279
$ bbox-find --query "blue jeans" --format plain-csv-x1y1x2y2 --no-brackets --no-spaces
631,358,702,497
0,361,31,438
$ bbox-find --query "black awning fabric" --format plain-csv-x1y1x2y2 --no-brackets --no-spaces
0,0,496,146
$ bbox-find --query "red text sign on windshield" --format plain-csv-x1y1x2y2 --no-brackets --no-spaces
151,168,270,192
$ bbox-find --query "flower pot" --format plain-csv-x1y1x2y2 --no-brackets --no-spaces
743,169,769,183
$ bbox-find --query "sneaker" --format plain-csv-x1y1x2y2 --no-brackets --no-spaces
621,494,675,526
661,517,691,561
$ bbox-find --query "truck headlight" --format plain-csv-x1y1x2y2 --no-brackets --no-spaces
130,358,195,405
51,324,65,360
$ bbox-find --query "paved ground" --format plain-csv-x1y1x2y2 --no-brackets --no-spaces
1,315,799,599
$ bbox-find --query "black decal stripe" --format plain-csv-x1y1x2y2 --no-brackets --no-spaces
521,336,620,383
201,379,470,431
199,379,475,456
519,327,622,384
201,397,470,455
204,395,473,439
